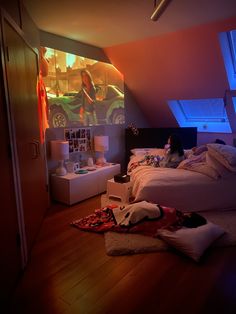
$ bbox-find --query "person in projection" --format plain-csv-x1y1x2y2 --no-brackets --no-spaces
80,69,97,126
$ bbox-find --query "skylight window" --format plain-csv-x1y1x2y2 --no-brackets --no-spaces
233,96,236,112
168,98,232,133
228,30,236,74
168,29,236,134
219,30,236,90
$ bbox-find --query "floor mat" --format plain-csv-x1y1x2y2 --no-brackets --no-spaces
104,209,236,255
104,232,169,256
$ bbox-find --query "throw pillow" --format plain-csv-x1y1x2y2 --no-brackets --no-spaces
157,222,225,262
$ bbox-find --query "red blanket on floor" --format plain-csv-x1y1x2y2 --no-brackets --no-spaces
71,204,180,237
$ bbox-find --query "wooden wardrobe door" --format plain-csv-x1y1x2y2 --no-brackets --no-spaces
4,20,48,252
0,65,21,309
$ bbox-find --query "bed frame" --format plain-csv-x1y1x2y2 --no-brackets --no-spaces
125,127,197,166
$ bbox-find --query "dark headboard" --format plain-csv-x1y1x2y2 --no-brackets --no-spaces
125,127,197,166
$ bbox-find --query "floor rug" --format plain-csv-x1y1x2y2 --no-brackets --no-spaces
104,209,236,256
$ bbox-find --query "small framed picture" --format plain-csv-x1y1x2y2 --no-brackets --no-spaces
73,162,80,172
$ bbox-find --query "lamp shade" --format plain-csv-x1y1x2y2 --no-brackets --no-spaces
94,136,109,152
51,140,69,160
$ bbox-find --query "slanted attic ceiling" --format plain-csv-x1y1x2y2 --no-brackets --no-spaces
23,0,236,48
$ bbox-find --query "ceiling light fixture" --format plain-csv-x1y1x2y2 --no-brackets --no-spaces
151,0,172,21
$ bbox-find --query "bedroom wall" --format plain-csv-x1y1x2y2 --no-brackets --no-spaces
104,17,236,146
40,31,149,173
197,132,235,146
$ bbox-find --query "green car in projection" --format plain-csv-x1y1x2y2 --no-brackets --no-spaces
48,84,125,127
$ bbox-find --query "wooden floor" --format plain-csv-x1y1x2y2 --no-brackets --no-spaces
10,195,236,314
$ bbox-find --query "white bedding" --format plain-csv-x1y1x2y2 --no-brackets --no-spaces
130,165,236,212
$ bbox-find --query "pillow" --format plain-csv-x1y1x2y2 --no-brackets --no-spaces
207,144,236,172
130,148,165,156
149,148,165,156
157,222,225,262
206,152,231,178
130,148,155,155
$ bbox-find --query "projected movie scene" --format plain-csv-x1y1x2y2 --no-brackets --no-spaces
42,47,124,128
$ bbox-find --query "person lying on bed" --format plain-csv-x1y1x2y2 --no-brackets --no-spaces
159,133,185,168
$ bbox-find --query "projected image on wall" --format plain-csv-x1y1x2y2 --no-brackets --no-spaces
41,47,124,128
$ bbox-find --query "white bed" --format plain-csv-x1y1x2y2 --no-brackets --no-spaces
130,165,236,212
128,144,236,212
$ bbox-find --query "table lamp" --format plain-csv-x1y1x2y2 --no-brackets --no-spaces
51,140,69,176
94,135,109,165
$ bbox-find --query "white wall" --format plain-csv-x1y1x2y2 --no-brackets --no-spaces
197,132,236,146
41,31,149,173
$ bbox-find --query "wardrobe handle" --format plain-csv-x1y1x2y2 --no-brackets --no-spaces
29,141,40,159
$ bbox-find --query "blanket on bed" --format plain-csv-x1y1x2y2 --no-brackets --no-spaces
130,165,236,212
177,151,220,179
129,151,220,180
71,204,178,237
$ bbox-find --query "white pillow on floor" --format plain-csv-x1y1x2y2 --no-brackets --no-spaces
157,222,225,262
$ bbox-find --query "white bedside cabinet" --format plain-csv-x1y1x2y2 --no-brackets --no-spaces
51,163,120,205
106,178,132,203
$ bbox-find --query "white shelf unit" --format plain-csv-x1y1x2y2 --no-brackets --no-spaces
51,163,120,205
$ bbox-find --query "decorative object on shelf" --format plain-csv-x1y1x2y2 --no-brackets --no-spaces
75,169,88,174
94,135,109,165
74,162,80,172
65,161,75,173
64,128,91,153
86,167,96,171
51,140,69,176
87,157,94,167
65,161,80,173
